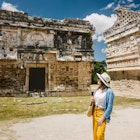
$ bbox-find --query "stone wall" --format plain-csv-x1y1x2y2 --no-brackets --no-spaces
0,59,92,95
110,80,140,98
104,6,140,81
49,61,91,91
109,70,140,80
0,10,94,95
24,54,92,92
0,61,26,95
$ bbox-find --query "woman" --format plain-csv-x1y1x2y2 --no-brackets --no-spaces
91,72,115,140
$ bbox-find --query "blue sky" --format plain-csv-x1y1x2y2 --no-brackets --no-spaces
0,0,140,61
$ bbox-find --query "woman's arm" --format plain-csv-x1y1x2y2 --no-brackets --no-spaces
103,89,115,119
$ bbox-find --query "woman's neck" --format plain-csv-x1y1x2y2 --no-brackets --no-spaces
100,85,106,90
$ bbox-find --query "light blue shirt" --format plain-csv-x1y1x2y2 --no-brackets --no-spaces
103,88,115,122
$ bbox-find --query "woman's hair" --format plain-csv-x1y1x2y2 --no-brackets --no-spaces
100,80,107,88
98,78,107,89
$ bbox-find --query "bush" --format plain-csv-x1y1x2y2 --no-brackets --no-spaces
92,61,107,84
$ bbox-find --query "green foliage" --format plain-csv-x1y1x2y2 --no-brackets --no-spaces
92,60,107,84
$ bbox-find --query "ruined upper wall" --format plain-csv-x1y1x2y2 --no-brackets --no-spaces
0,10,95,33
104,6,140,42
0,10,95,62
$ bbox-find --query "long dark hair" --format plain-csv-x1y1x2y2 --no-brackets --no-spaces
100,80,107,89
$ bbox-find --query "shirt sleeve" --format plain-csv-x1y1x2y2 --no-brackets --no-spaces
103,89,115,119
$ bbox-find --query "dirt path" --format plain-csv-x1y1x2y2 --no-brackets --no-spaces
1,107,139,140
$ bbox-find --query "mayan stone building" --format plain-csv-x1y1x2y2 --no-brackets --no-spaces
104,6,140,97
0,10,95,95
104,6,140,80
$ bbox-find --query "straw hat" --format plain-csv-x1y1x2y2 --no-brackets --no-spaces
96,72,111,87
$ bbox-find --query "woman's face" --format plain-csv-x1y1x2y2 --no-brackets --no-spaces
97,78,106,89
97,78,102,86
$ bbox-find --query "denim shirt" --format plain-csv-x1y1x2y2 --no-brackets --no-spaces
103,88,115,123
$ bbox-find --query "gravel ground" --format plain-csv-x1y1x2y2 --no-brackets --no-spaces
1,107,139,140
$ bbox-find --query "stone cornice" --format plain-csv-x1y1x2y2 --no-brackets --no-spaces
0,10,95,34
108,66,140,71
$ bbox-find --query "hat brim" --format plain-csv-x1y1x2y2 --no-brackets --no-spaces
97,73,110,87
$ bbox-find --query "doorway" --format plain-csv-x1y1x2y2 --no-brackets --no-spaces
29,68,45,91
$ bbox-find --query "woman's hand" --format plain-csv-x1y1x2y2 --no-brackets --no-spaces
98,116,105,126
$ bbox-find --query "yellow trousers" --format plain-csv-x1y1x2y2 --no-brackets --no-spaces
92,108,107,140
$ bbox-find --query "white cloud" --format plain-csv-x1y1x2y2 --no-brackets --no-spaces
101,2,114,10
1,1,23,12
97,35,105,42
128,3,140,8
127,0,134,3
84,13,117,42
118,0,125,4
102,0,139,11
92,34,105,42
122,0,126,4
117,0,140,9
84,13,117,34
92,34,97,40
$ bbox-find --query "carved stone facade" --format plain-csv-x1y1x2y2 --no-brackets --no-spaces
0,10,95,94
104,6,140,80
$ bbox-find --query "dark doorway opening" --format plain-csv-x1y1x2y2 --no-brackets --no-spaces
29,68,45,91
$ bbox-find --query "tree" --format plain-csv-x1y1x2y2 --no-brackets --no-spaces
92,61,107,84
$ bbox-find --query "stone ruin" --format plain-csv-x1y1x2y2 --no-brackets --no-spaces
104,6,140,97
0,10,95,96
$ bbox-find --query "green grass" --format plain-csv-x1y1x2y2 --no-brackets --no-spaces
114,96,140,108
0,96,140,121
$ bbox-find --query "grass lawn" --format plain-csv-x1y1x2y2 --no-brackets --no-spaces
0,96,140,121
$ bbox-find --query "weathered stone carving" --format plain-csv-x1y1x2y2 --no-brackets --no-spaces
104,6,140,80
0,30,17,59
0,10,95,94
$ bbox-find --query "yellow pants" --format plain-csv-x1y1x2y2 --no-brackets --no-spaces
92,108,107,140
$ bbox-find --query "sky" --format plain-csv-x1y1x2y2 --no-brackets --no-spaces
0,0,140,61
